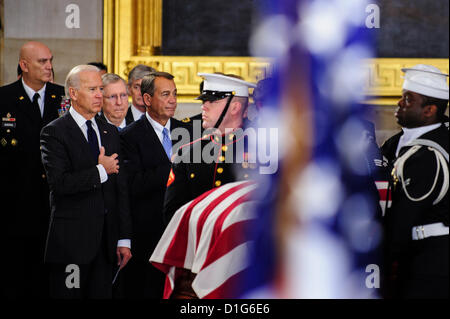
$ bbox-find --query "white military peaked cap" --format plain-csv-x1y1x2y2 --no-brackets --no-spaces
197,73,256,98
401,64,449,100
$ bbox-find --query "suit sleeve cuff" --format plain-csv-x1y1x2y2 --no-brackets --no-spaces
117,239,131,249
96,164,108,183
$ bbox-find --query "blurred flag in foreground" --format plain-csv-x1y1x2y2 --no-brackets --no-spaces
242,0,383,298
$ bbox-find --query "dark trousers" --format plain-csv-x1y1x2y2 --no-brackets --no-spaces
1,236,49,299
384,236,449,299
48,233,114,299
120,255,165,299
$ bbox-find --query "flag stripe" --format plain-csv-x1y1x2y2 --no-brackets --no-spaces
192,183,258,273
196,182,256,248
192,242,252,299
150,180,257,298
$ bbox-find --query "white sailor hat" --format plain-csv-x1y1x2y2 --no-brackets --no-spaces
401,64,449,100
196,73,257,101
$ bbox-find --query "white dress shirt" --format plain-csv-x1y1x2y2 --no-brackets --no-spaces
146,112,171,144
130,104,145,122
104,115,126,130
396,123,442,157
69,106,130,248
22,78,46,117
69,107,108,183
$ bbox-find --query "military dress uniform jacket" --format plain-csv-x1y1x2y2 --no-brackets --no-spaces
381,124,449,298
0,80,64,237
163,130,257,224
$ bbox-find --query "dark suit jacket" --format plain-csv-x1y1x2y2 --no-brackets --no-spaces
125,107,135,124
40,113,132,265
98,110,134,128
0,79,64,238
119,115,188,260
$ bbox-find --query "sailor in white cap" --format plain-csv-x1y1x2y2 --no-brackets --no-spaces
381,64,449,298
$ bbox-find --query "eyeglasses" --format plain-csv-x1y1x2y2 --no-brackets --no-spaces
105,93,128,102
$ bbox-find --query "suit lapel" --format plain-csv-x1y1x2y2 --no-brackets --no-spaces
97,118,112,154
64,112,97,166
97,112,107,123
125,107,134,125
142,116,170,162
170,118,185,145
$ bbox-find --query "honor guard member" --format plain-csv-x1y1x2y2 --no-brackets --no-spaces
0,41,65,298
381,64,449,298
163,73,257,224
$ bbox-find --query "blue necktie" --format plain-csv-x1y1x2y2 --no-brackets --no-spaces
162,127,172,160
86,120,100,160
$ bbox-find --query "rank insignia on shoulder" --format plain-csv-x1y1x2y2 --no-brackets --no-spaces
182,117,191,123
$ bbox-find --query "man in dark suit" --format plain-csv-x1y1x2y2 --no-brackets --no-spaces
40,65,132,299
120,72,188,298
0,41,64,299
98,73,132,130
126,64,157,124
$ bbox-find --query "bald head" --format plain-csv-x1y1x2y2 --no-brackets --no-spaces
19,41,53,91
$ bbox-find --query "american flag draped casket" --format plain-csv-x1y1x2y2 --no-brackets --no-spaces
150,180,258,299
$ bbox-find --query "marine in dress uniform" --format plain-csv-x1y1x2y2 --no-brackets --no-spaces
163,73,257,224
161,74,257,299
0,42,65,298
381,64,449,298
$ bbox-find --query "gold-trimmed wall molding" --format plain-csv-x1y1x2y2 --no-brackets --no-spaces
364,58,449,105
123,56,273,102
135,0,162,56
103,1,449,104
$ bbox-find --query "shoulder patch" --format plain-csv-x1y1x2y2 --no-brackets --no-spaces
167,168,175,187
